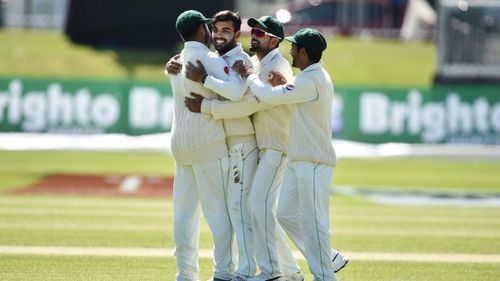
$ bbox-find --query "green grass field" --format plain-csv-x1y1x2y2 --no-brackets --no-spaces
0,151,499,281
0,29,498,281
0,30,436,87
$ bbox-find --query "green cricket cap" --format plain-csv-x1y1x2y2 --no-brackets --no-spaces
285,28,327,54
175,10,212,36
247,15,284,41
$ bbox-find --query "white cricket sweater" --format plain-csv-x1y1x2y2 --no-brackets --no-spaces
169,41,231,165
201,43,255,148
202,48,292,152
247,62,337,166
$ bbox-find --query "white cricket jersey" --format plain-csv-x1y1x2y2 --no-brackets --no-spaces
247,62,337,166
169,41,231,165
202,43,255,147
202,48,292,152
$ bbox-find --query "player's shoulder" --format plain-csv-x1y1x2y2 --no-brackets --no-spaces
273,53,290,66
234,54,252,67
270,54,293,78
201,51,228,70
203,50,224,62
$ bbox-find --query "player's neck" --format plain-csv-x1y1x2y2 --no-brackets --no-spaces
256,46,277,61
217,43,237,56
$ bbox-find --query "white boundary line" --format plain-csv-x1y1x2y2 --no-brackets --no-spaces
2,133,500,158
1,246,500,263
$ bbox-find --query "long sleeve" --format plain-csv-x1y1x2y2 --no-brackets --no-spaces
203,69,247,101
247,74,318,105
201,94,275,120
200,54,242,101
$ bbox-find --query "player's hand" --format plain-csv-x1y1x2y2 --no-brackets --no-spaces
164,54,181,75
184,93,204,113
185,60,207,83
268,71,287,86
231,60,253,78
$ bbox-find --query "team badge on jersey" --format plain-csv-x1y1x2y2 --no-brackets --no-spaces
224,66,229,74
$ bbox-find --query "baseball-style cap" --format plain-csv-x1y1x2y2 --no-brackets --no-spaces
175,10,212,36
247,15,284,41
285,28,327,54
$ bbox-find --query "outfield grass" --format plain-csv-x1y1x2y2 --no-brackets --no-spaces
1,150,498,193
1,151,499,280
0,194,499,280
0,195,499,254
335,157,500,192
1,256,499,281
0,30,436,87
0,150,175,192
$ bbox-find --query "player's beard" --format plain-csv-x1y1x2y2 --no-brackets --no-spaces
249,38,261,52
214,37,236,55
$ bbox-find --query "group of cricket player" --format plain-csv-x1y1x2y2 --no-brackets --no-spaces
165,8,348,281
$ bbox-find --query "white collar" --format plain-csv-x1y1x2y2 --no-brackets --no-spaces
221,43,244,59
301,61,322,73
259,48,282,67
184,41,210,50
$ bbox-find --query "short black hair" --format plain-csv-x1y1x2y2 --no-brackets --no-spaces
298,44,323,63
212,10,241,32
179,23,204,41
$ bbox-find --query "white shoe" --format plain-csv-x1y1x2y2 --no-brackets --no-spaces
284,272,304,281
332,252,349,273
247,273,284,281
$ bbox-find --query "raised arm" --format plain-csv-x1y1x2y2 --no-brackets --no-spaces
186,55,247,101
247,74,318,105
203,93,275,120
164,54,182,76
202,57,251,101
184,91,275,120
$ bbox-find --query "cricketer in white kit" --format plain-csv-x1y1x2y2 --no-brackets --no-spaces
182,11,259,280
237,28,341,281
169,10,246,281
192,16,303,281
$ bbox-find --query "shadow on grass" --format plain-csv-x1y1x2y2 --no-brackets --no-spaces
89,45,182,79
113,48,176,78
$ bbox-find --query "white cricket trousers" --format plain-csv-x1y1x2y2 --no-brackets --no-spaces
277,161,336,281
249,149,301,278
227,141,259,279
173,157,234,281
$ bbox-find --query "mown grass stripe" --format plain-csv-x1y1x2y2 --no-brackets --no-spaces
1,246,499,263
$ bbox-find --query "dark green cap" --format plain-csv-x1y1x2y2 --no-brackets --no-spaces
247,15,284,40
285,28,327,54
175,10,212,37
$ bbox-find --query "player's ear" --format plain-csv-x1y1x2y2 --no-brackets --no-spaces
197,23,208,37
270,37,280,48
299,47,308,57
234,30,241,41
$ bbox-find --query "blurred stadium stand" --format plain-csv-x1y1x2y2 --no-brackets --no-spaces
435,0,500,83
238,0,436,38
1,0,234,49
400,0,436,41
0,1,3,27
283,0,408,36
65,0,234,49
1,0,437,40
1,0,69,30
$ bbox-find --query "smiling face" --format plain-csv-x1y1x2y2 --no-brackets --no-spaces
249,24,278,55
211,20,239,55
